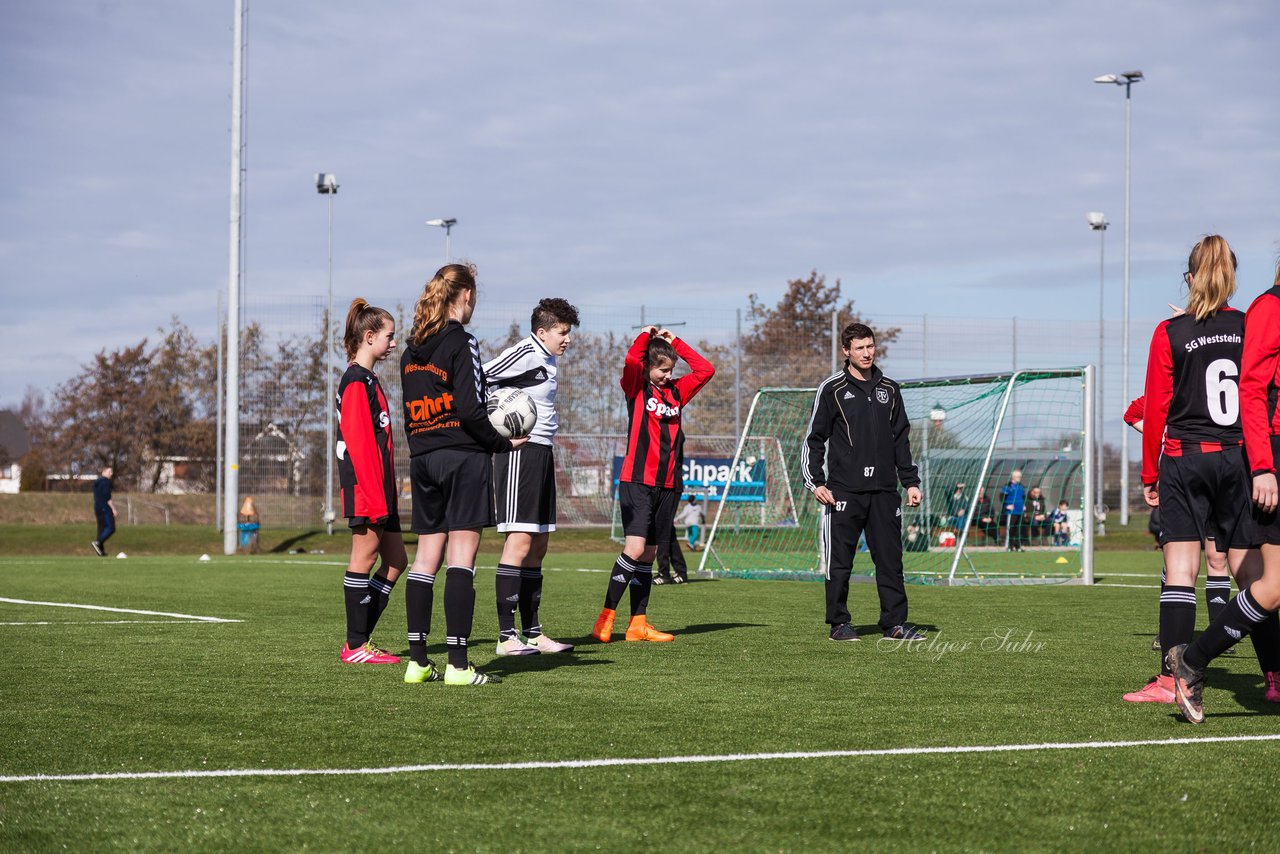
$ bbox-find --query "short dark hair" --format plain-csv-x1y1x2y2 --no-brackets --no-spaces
531,298,580,333
841,322,875,349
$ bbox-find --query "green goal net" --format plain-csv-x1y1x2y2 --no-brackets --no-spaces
696,369,1096,585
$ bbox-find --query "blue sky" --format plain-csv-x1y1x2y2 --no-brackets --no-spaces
2,0,1277,407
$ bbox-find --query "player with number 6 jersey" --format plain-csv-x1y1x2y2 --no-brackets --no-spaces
1129,235,1278,711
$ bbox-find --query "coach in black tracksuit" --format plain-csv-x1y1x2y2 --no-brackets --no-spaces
803,322,923,641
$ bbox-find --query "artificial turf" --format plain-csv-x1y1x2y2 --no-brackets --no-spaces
2,549,1278,851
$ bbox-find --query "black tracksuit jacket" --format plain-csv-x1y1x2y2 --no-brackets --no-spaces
802,364,919,494
399,320,513,457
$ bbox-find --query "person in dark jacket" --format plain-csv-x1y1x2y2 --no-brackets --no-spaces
399,263,527,687
803,322,923,642
90,466,117,556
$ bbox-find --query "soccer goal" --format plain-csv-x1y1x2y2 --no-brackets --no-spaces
697,367,1096,585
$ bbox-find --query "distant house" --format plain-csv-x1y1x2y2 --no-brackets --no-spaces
0,410,31,494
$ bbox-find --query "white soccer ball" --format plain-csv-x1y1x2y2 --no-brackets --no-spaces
486,387,538,439
116,552,128,559
199,554,211,562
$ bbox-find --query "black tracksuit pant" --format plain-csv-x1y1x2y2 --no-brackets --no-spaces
821,489,907,630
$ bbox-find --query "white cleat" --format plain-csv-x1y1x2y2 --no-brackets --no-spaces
495,636,540,656
526,634,575,654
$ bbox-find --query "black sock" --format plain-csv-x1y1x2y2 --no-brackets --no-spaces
367,573,396,636
1187,588,1276,671
604,555,637,610
444,565,475,670
1248,610,1280,673
343,571,371,648
629,561,654,617
1159,585,1196,676
1205,576,1231,625
405,570,435,666
495,563,521,642
520,566,543,638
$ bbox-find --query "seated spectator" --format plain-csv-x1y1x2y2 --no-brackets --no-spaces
974,492,999,543
946,482,968,530
1049,500,1070,546
1025,486,1050,545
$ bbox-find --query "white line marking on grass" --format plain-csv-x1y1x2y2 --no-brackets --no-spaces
0,620,226,626
0,598,241,624
5,734,1279,784
1096,583,1160,589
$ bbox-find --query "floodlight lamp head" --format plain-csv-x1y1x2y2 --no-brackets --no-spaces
315,173,338,194
1087,212,1109,230
1121,70,1144,82
426,218,457,228
1094,74,1119,84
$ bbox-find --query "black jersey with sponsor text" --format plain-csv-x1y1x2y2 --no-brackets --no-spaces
1141,307,1245,485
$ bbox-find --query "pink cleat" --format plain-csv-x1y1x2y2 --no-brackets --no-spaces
1264,672,1280,704
1122,674,1175,704
340,642,401,664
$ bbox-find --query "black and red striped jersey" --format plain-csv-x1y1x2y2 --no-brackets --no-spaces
1241,286,1280,475
617,333,715,489
336,363,396,523
1141,308,1245,486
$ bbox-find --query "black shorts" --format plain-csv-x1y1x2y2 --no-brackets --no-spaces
494,442,557,534
1255,436,1280,546
1156,447,1260,549
619,482,678,544
348,513,402,533
409,449,495,534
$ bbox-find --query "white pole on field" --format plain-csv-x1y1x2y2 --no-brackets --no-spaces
222,0,245,555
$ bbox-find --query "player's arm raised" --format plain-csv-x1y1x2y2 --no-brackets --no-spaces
671,336,716,401
620,329,651,397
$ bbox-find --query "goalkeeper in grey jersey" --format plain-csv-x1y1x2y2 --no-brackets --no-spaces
482,298,581,656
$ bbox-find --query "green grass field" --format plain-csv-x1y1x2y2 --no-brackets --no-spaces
3,547,1278,851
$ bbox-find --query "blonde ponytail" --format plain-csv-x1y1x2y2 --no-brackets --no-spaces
410,263,477,344
1185,235,1237,322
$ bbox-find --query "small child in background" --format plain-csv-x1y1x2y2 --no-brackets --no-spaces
1049,500,1070,546
676,496,704,551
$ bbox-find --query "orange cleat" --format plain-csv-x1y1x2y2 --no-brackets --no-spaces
625,616,674,642
592,608,616,643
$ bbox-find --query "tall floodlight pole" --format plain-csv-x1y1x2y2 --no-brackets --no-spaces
1087,212,1108,534
222,0,246,555
1095,69,1143,527
426,218,457,263
316,173,339,535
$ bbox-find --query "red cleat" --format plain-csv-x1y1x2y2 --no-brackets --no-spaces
340,642,401,664
1122,674,1174,704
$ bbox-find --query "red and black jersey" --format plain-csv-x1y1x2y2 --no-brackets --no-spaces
1141,308,1245,486
1241,286,1280,475
336,363,397,523
618,333,715,489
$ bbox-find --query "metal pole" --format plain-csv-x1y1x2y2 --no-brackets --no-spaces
324,191,335,536
830,310,839,375
216,289,224,532
734,308,742,439
444,226,451,263
222,0,244,556
1119,81,1133,527
922,313,928,378
1097,225,1106,532
1082,364,1096,583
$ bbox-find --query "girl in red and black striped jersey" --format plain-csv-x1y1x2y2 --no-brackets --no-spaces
592,326,714,643
1129,236,1278,711
336,299,405,665
1169,261,1280,720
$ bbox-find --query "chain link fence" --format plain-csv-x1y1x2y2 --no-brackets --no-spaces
217,292,1146,529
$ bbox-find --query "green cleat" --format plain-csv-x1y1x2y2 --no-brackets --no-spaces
404,659,442,684
444,663,502,686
